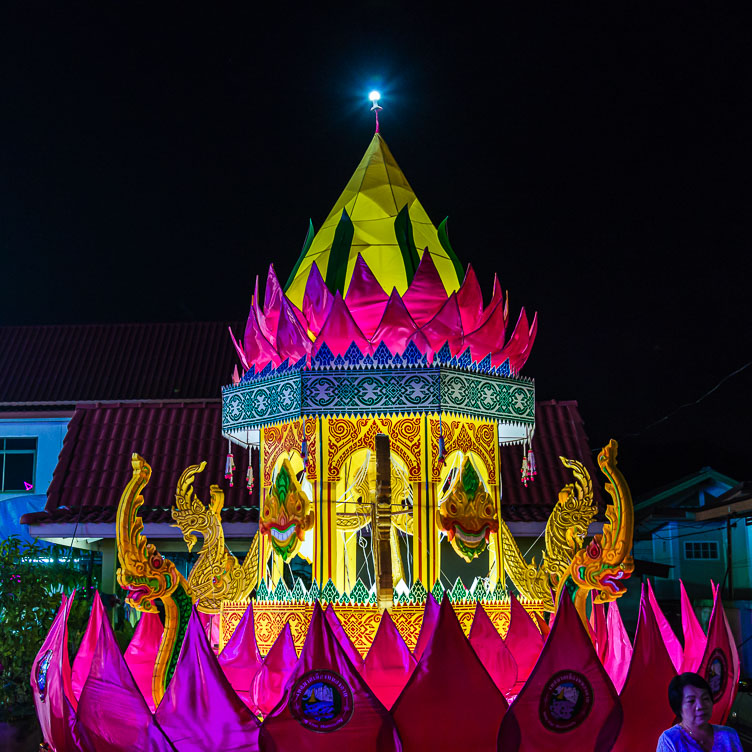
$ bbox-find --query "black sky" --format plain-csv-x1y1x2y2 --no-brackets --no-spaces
1,3,750,492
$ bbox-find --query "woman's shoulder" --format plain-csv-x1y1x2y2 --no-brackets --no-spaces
656,725,682,749
712,725,743,748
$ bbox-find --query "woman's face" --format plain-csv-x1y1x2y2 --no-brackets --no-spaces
681,685,713,726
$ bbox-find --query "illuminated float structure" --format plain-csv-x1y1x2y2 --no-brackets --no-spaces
31,97,739,752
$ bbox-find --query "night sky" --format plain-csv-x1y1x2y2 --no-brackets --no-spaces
2,4,749,493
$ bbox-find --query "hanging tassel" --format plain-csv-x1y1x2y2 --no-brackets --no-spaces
521,448,529,487
301,437,309,472
527,447,537,478
225,440,236,487
437,416,446,472
246,448,254,494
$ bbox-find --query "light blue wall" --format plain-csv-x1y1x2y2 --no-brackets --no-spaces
0,417,69,503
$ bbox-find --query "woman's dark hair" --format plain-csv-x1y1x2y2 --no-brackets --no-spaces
668,672,713,717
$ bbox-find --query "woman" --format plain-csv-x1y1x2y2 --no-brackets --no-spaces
656,672,742,751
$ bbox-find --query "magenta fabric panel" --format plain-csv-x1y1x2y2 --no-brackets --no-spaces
648,579,683,672
31,594,80,751
392,597,506,751
250,622,298,717
124,611,163,712
401,251,447,327
362,610,416,709
262,603,400,752
498,591,622,752
511,311,537,372
218,602,264,712
698,589,740,725
603,600,632,693
302,262,333,337
261,264,285,347
275,296,312,363
589,600,609,664
612,586,677,752
313,291,370,356
504,593,544,693
412,594,440,661
325,605,364,670
492,307,529,369
680,580,707,672
454,264,484,334
74,603,174,752
243,296,278,371
475,274,505,330
71,591,106,702
462,289,507,361
156,607,260,752
369,289,421,356
468,601,518,698
345,254,390,338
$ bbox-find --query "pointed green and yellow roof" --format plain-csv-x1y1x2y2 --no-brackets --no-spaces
284,133,463,309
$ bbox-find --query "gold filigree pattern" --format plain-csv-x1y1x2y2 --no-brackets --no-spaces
427,416,497,484
262,419,317,488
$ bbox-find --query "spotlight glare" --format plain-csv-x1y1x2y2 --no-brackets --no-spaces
368,90,381,103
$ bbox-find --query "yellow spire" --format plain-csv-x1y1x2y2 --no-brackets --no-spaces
285,133,462,308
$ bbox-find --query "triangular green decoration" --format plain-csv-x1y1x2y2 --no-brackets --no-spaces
408,579,428,604
350,579,369,605
394,205,421,283
449,577,468,603
321,578,339,603
256,580,269,602
431,581,445,602
308,580,320,603
368,590,377,605
275,464,291,505
470,577,488,602
324,209,355,294
338,590,351,605
291,578,307,603
393,591,406,606
462,458,479,501
437,217,465,283
273,578,289,602
492,580,506,602
284,219,316,290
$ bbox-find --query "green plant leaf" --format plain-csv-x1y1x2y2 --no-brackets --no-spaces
324,209,355,295
394,205,420,283
437,217,465,283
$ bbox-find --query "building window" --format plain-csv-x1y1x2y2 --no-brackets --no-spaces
0,437,37,493
684,541,719,560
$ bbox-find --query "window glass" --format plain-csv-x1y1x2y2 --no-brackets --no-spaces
1,437,37,492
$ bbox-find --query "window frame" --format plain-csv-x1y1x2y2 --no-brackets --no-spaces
0,436,38,493
683,540,720,561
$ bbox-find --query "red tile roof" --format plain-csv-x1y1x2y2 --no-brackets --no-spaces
21,401,258,526
499,400,607,522
22,399,604,528
0,322,243,405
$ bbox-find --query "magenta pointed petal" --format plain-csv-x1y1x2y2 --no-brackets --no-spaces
420,294,464,355
250,622,297,717
363,610,416,710
468,601,518,697
262,264,284,339
412,593,440,661
218,602,264,712
243,304,279,371
491,307,530,369
71,591,106,702
325,605,364,670
263,603,400,752
314,291,371,357
509,310,537,373
647,580,683,672
455,264,484,333
503,592,543,691
345,254,389,338
604,601,632,692
124,612,163,713
303,261,333,337
476,274,503,329
392,597,506,750
76,602,173,751
462,292,508,362
402,250,447,327
229,326,250,372
369,289,420,355
156,607,260,751
276,296,313,364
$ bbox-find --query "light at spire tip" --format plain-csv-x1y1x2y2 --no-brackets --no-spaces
369,90,382,133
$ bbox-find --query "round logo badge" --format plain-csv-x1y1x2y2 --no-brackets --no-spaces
35,649,53,701
539,670,594,732
706,648,728,702
290,670,354,733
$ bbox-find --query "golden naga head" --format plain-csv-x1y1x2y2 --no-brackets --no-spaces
436,456,499,562
260,458,315,560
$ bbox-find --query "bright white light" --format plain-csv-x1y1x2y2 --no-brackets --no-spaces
368,90,381,103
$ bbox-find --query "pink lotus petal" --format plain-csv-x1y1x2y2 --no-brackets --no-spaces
325,605,364,670
71,591,106,702
420,293,465,356
253,276,277,349
510,311,537,373
302,262,333,337
476,274,504,329
402,250,447,327
455,264,484,334
369,289,421,356
229,327,250,372
262,264,285,340
491,307,530,369
250,622,298,718
314,291,371,357
345,255,389,339
462,291,508,362
243,290,279,371
276,296,313,364
468,601,517,697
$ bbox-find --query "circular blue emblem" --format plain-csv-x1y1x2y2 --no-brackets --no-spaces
706,648,728,702
539,670,593,732
290,669,354,732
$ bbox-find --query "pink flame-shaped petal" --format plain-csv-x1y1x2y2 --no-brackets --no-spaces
229,327,250,372
370,289,424,356
314,291,371,357
420,293,464,355
71,591,106,702
509,311,537,373
468,601,518,697
262,264,285,341
462,289,508,362
345,254,389,339
492,307,530,369
243,297,279,370
475,274,504,329
302,262,333,337
402,250,448,327
276,296,312,364
455,264,484,334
